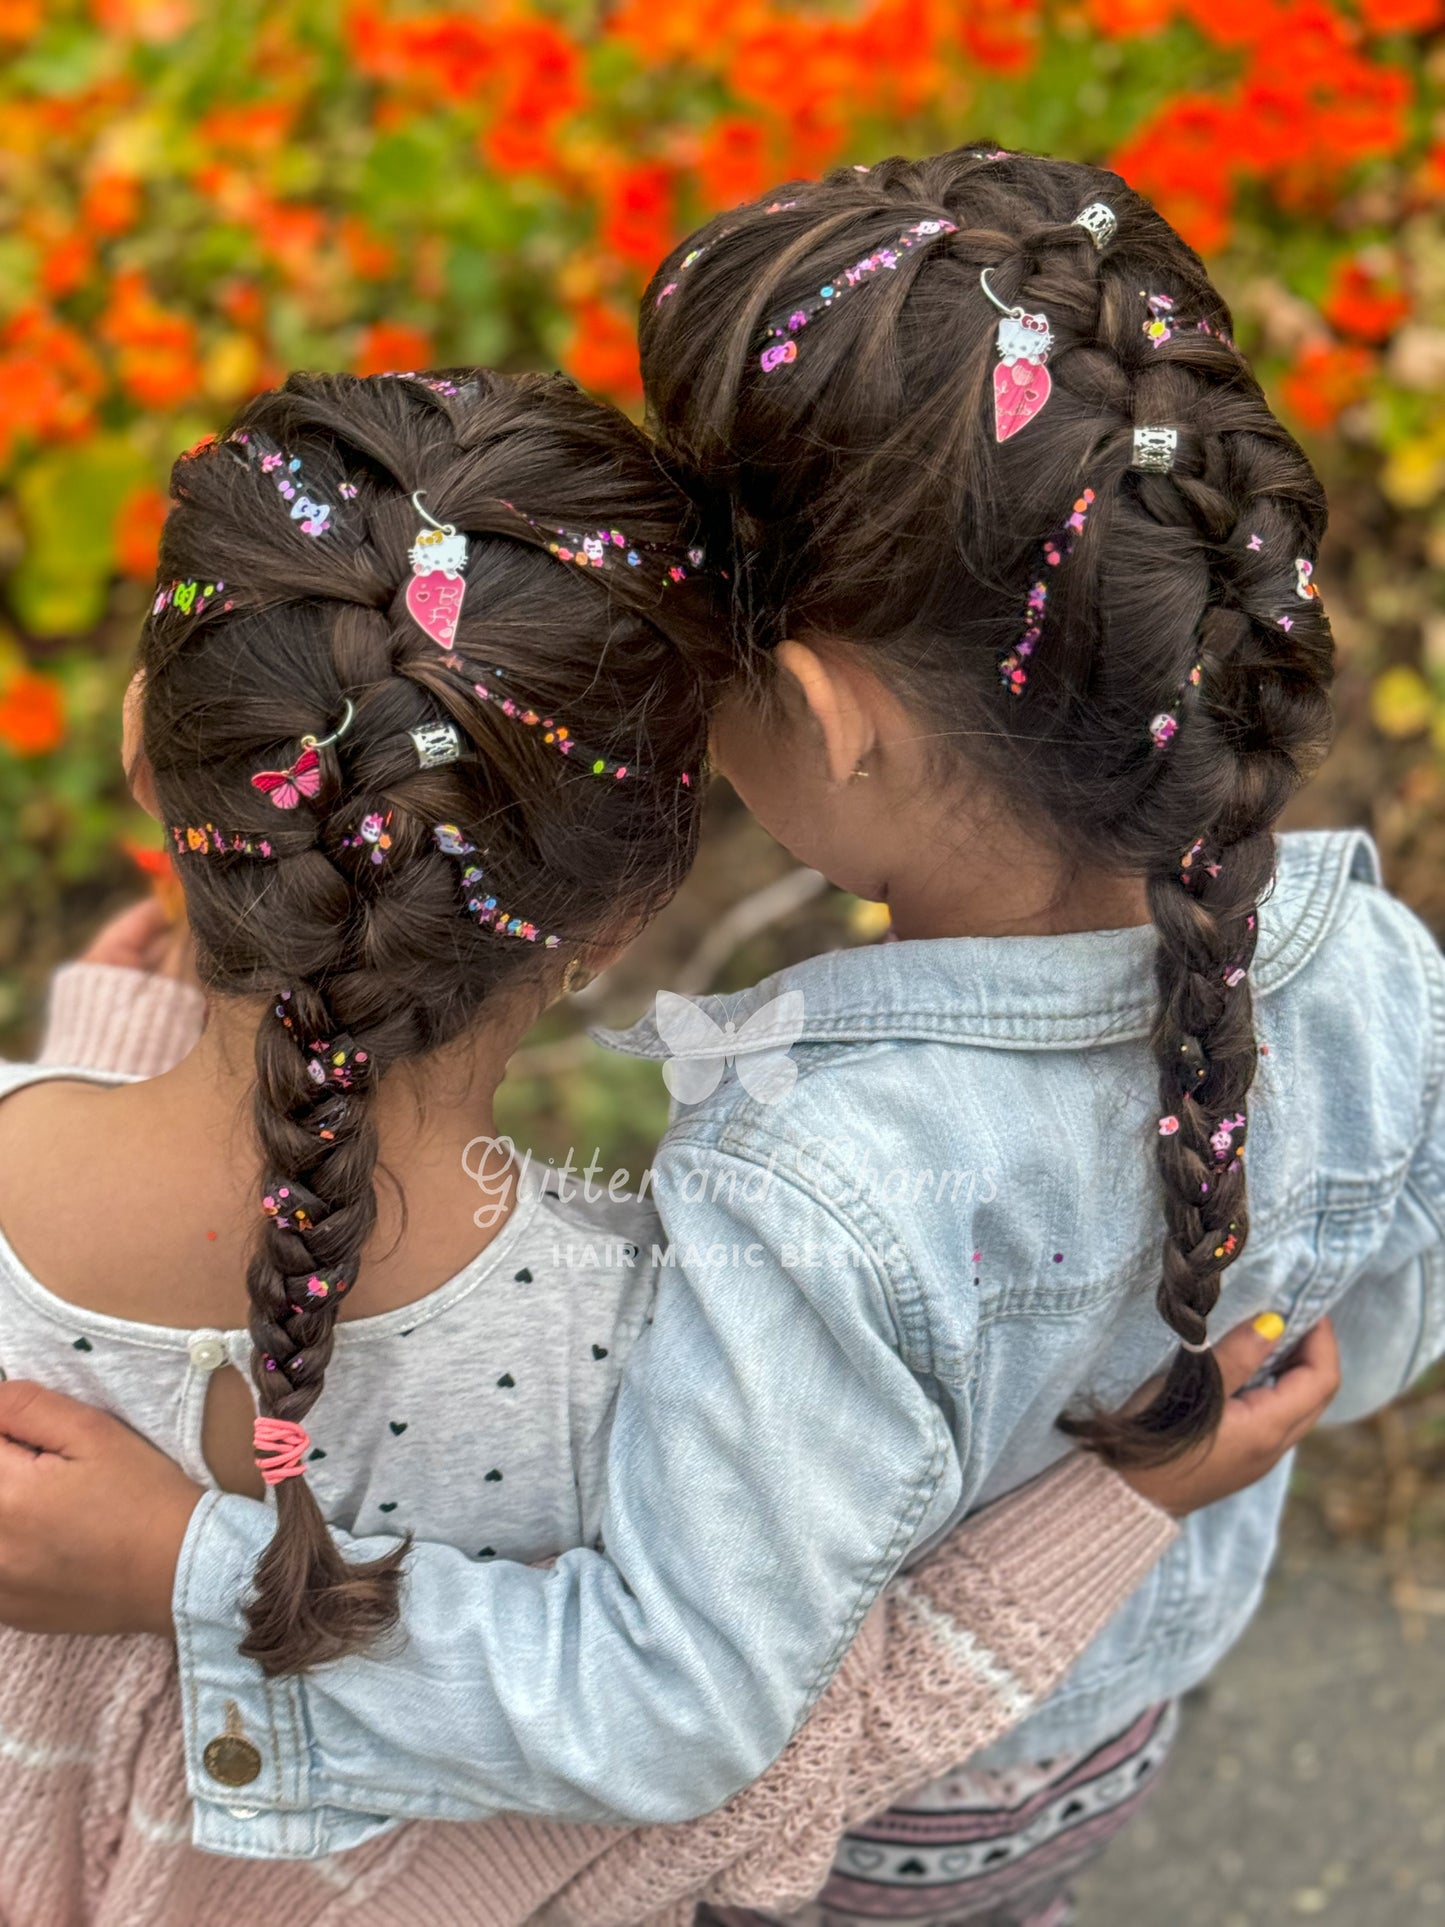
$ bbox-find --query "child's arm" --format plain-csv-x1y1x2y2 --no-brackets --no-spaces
0,1314,1336,1886
36,900,204,1077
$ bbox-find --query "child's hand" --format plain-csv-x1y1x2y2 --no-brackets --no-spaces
0,1381,200,1638
81,897,198,986
1122,1316,1340,1518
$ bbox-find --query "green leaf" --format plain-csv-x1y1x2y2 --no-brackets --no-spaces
10,438,149,639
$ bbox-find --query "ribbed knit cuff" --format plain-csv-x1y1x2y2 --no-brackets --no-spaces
961,1453,1177,1637
38,962,206,1079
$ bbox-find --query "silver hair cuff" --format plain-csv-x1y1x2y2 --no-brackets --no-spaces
1072,202,1117,250
1132,426,1179,472
409,720,463,768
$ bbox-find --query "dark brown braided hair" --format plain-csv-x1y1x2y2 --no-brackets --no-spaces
639,146,1335,1468
141,369,725,1671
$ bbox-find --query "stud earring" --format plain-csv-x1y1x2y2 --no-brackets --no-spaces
850,766,870,782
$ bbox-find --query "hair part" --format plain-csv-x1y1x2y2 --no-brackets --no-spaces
641,147,1335,1468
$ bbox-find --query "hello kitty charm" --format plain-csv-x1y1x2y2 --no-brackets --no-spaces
405,492,469,649
982,269,1054,443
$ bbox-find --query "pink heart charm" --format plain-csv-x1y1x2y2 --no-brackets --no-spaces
993,358,1052,441
405,570,466,648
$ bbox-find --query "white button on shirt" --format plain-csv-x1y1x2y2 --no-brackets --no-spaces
187,1332,228,1374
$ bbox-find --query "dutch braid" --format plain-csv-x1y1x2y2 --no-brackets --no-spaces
640,145,1334,1467
144,370,724,1670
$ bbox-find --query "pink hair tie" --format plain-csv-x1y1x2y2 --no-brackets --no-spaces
253,1416,311,1486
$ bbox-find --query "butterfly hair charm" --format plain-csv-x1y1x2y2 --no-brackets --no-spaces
405,491,468,649
654,989,806,1107
981,267,1054,443
251,745,322,810
249,699,354,810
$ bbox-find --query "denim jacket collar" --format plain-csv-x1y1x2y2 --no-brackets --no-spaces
599,830,1382,1059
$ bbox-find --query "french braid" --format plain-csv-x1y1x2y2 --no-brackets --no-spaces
144,370,724,1670
641,146,1334,1466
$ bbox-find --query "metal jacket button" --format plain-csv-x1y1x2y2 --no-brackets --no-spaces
203,1734,262,1787
203,1700,262,1786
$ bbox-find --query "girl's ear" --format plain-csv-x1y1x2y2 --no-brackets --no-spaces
122,671,161,821
775,640,878,786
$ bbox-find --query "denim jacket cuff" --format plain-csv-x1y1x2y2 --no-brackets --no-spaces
174,1491,397,1858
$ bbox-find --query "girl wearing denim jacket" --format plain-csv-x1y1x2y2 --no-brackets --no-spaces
0,149,1438,1924
0,360,1324,1925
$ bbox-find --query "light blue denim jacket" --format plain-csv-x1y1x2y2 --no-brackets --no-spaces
173,830,1444,1857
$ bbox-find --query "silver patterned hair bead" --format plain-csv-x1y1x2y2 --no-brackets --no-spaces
1132,426,1179,472
1072,202,1117,250
409,720,463,768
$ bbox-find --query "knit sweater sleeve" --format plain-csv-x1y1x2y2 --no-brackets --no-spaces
534,1453,1175,1926
35,962,205,1079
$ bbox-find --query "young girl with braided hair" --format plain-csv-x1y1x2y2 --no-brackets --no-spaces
0,361,1323,1923
0,149,1429,1924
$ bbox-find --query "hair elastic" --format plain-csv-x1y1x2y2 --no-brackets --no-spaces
1072,202,1117,250
1178,1335,1213,1355
1131,426,1178,472
410,719,463,767
253,1416,312,1485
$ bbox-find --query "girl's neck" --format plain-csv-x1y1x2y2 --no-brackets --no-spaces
881,805,1152,943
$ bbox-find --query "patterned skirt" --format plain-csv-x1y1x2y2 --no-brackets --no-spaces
697,1700,1177,1927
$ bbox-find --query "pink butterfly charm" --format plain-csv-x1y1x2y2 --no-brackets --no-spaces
251,745,322,810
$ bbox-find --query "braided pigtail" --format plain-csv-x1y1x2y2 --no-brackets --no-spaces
144,369,724,1672
246,976,406,1665
640,144,1336,1467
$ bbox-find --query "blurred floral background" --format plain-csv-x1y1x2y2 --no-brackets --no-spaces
1,0,1443,1042
0,0,1441,1612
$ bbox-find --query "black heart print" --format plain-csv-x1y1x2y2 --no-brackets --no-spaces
591,1344,608,1360
379,1502,398,1514
477,1547,496,1559
484,1468,503,1483
308,1447,326,1462
72,1336,94,1352
389,1421,408,1436
514,1268,532,1284
496,1373,515,1388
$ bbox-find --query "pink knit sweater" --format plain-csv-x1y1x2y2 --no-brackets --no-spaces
3,964,1175,1927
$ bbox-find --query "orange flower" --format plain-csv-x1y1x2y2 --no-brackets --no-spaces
40,231,95,300
339,214,397,281
599,160,678,271
354,320,433,376
0,305,106,462
81,171,143,237
99,269,203,409
1322,259,1410,344
564,297,642,406
0,0,42,41
0,668,65,758
115,483,168,579
1354,0,1442,24
697,116,774,211
1084,0,1173,30
1279,340,1375,432
91,0,196,38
